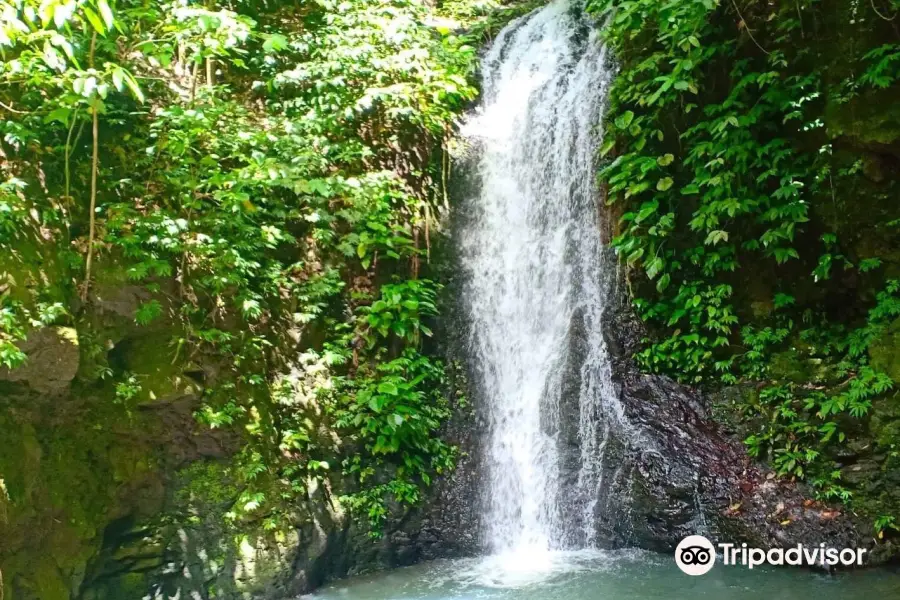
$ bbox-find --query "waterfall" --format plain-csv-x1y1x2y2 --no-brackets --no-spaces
459,0,624,561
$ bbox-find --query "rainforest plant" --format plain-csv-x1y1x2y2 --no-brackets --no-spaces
0,0,485,540
591,0,900,524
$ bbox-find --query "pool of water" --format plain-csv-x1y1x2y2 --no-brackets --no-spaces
305,549,900,600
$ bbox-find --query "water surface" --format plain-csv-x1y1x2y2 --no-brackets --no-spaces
306,550,900,600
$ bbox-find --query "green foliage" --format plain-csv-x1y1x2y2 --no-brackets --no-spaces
336,348,455,532
875,514,899,539
439,0,547,43
858,44,900,90
592,0,900,527
0,0,488,541
114,372,142,404
593,0,822,383
360,279,439,346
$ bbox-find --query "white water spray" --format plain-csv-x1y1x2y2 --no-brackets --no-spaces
459,0,625,572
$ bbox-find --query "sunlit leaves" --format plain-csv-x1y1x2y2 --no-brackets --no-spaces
97,0,113,28
704,229,728,245
82,6,105,34
262,32,288,52
1,0,479,536
591,0,842,393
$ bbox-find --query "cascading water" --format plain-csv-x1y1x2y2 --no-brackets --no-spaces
459,0,627,571
304,2,894,598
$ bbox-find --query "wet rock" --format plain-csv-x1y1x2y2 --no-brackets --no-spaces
587,290,877,563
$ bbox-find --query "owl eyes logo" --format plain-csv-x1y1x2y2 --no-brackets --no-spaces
675,535,716,576
679,546,712,565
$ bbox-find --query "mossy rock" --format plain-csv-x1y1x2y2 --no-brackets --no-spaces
117,329,199,403
707,384,758,437
869,317,900,383
869,396,900,458
0,377,169,599
826,85,900,150
768,349,814,383
0,236,68,307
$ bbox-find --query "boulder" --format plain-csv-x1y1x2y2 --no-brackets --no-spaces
0,327,79,394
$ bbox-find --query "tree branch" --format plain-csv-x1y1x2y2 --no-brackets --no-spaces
81,105,99,302
872,0,898,21
82,32,99,302
731,0,770,55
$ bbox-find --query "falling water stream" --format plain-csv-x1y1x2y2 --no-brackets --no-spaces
458,0,621,570
306,1,900,598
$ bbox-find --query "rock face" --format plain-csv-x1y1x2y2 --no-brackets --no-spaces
0,326,80,394
0,276,234,600
339,421,482,573
567,281,879,561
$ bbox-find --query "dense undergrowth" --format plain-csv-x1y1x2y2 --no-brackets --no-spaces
0,0,540,595
7,0,900,595
591,0,900,536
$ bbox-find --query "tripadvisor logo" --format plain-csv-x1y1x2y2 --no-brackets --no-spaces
674,535,867,575
675,535,716,575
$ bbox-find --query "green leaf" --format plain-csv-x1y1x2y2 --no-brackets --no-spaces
111,67,124,91
263,33,288,52
97,0,113,28
704,230,729,245
656,177,674,191
657,153,674,166
646,257,664,279
600,139,616,157
656,273,671,293
44,107,71,125
636,200,659,222
377,381,398,395
859,257,882,273
626,247,645,265
82,7,106,34
95,0,114,29
614,110,634,129
122,71,144,102
134,299,162,325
